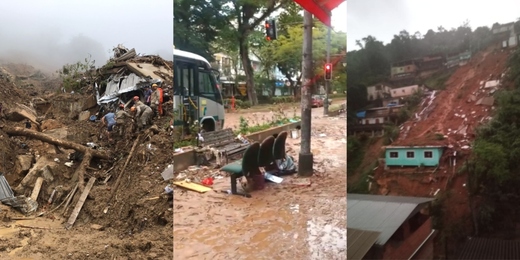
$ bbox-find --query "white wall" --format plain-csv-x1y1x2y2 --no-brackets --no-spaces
360,117,385,125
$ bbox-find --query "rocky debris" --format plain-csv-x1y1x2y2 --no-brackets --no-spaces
14,155,34,176
42,128,68,140
90,224,105,231
5,103,38,125
78,111,91,121
13,156,57,194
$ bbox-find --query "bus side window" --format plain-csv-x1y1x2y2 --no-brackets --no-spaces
198,72,216,96
181,66,195,96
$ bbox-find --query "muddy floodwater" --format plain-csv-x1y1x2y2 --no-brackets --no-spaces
174,106,347,259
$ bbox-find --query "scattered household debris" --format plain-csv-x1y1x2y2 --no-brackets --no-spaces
173,180,212,193
161,164,174,181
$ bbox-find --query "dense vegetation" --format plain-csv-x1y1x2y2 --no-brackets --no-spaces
463,47,520,236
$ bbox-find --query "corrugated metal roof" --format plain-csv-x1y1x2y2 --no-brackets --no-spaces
457,237,520,259
0,173,14,200
347,193,433,246
347,228,380,260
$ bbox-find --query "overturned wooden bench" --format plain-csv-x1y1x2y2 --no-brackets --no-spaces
197,128,250,165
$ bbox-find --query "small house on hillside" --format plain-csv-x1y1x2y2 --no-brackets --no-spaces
348,106,404,136
348,194,436,259
492,22,519,48
446,51,472,68
357,105,404,125
385,145,445,167
366,84,392,101
391,60,418,80
416,55,445,71
390,85,424,99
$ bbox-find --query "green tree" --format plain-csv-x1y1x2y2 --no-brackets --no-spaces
224,0,290,105
174,0,227,61
57,55,96,93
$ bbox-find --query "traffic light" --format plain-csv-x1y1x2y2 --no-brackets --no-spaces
324,63,332,80
265,19,277,41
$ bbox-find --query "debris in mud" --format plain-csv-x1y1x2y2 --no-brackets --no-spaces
1,196,38,214
291,178,312,186
160,164,174,181
90,224,105,231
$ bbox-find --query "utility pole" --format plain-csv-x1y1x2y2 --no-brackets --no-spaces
323,25,331,116
298,11,314,177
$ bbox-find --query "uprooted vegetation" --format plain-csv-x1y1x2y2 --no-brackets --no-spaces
0,47,173,259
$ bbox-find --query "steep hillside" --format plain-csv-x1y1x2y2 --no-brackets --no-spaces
371,44,511,257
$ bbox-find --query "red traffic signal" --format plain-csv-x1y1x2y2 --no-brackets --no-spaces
324,63,332,80
264,19,277,41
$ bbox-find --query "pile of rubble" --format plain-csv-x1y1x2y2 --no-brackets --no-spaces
95,45,173,105
0,49,173,258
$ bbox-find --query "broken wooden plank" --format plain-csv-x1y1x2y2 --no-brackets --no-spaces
30,177,44,202
61,183,79,216
64,177,95,230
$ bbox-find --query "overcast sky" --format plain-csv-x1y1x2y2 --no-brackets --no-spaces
347,0,520,51
332,2,347,33
0,0,172,72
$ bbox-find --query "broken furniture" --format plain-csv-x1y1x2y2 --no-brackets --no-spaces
258,136,278,172
220,142,261,197
273,131,297,176
197,128,250,166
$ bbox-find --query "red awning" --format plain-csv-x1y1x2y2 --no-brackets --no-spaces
293,0,345,27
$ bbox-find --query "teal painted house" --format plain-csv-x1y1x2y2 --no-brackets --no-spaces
385,146,445,167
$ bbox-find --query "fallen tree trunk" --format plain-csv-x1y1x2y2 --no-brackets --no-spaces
75,152,93,193
3,127,110,160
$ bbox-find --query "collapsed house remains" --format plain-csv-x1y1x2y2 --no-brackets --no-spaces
95,45,173,107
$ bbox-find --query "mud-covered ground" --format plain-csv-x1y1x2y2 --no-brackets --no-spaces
173,105,347,259
0,63,173,260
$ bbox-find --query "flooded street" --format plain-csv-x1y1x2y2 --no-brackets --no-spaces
173,104,347,259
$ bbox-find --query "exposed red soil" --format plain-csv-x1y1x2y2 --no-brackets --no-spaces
373,44,512,257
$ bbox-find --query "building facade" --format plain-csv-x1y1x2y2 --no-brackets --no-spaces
385,146,445,167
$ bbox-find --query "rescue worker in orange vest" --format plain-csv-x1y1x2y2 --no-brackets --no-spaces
150,83,164,118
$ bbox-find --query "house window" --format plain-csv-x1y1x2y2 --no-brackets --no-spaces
424,151,433,158
389,152,398,158
406,151,415,158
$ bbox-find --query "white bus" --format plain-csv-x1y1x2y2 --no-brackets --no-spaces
173,48,225,132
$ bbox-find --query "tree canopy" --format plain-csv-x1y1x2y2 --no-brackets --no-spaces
174,0,227,61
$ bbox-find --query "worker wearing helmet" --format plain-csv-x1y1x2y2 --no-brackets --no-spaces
150,83,164,118
124,95,144,109
115,104,133,137
131,101,153,131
